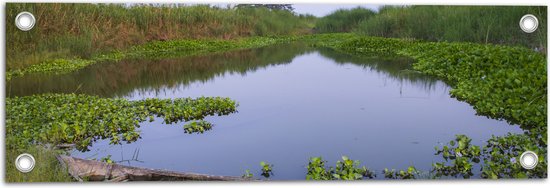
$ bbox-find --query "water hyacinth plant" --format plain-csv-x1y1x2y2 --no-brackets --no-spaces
306,156,375,180
6,93,238,151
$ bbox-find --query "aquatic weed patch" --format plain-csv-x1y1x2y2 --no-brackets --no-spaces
315,33,547,178
337,36,415,56
321,34,546,134
6,93,238,151
6,59,94,80
433,134,547,178
124,37,295,59
306,156,376,180
399,42,547,132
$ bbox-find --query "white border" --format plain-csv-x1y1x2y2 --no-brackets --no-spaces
0,0,548,187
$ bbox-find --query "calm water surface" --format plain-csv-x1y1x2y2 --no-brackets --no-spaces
8,43,522,179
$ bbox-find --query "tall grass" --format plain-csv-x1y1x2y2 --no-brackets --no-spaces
5,146,73,182
314,6,546,49
355,6,547,49
6,3,315,70
314,7,376,33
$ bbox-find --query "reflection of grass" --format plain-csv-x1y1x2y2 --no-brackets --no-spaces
8,42,313,97
6,36,299,81
5,146,73,182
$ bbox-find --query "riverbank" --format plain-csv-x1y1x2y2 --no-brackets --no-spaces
7,3,315,71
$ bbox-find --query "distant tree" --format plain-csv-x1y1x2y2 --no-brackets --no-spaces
236,4,294,12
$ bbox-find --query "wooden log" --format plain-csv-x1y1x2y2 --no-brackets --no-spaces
56,155,252,181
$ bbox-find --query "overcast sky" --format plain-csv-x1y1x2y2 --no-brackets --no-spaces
291,4,382,17
201,3,383,17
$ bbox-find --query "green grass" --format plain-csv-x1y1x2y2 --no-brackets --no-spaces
6,3,315,71
314,5,546,49
314,7,375,33
5,146,74,182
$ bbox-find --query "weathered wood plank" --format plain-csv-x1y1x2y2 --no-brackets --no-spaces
56,155,253,181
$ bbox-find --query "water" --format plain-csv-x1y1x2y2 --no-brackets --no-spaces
7,43,522,179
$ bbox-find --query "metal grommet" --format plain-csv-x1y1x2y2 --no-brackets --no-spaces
519,14,538,33
15,153,36,173
15,11,36,31
519,151,538,170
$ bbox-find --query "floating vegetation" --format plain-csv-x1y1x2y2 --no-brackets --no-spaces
434,134,547,179
6,59,94,80
5,93,238,151
383,166,419,179
399,42,546,132
260,161,274,179
337,36,415,56
319,34,546,134
5,33,547,179
306,156,375,180
241,169,254,179
183,120,214,134
433,135,481,178
314,33,547,179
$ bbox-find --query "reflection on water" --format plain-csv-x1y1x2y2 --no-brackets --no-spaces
7,43,314,97
8,43,522,179
8,43,440,98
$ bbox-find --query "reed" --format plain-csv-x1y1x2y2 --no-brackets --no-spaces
354,6,547,49
6,3,315,70
314,7,376,33
314,5,546,49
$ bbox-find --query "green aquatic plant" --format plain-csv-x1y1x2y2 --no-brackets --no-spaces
383,166,419,179
306,157,332,180
433,135,481,178
5,93,238,151
399,42,547,131
316,34,547,178
306,156,375,180
481,133,547,178
183,120,213,134
241,169,254,179
336,36,415,56
433,134,547,179
260,161,274,179
100,155,114,164
7,59,94,81
321,35,546,136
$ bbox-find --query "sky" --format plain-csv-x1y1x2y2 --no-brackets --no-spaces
291,4,382,17
201,3,383,17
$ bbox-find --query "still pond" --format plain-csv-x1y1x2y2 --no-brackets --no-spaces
7,43,522,179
